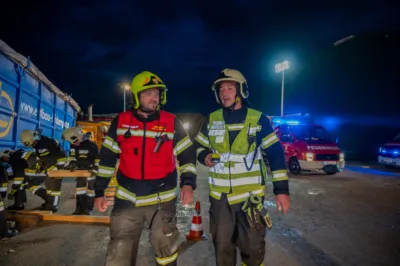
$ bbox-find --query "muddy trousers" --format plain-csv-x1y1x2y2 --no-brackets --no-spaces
74,176,95,214
209,195,267,266
27,175,62,210
105,198,180,266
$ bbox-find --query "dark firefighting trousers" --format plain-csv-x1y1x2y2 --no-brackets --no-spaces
8,176,27,208
0,196,6,235
209,195,267,266
74,174,95,214
26,165,62,210
106,198,180,266
0,194,18,238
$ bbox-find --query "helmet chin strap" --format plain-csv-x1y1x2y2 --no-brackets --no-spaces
222,95,241,111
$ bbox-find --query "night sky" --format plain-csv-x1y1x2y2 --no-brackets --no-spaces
0,1,398,123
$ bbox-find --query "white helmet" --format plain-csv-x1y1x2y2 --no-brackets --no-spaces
211,68,249,104
100,125,108,133
20,130,41,147
0,149,12,159
62,127,85,144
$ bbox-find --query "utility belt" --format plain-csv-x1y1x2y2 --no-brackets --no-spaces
241,194,273,232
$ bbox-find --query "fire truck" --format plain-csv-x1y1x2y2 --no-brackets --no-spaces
267,114,345,175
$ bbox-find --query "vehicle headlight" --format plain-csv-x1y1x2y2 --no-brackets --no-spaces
305,152,314,161
340,153,345,161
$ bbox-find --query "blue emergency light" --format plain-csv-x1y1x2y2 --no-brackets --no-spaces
380,147,399,155
271,115,313,126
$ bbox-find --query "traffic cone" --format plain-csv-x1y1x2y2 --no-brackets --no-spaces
186,201,208,241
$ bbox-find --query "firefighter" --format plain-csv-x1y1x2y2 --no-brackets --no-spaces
94,71,196,266
20,129,67,212
0,149,31,211
0,156,19,238
62,127,100,215
195,69,291,266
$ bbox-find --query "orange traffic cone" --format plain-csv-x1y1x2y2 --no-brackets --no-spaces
186,201,208,241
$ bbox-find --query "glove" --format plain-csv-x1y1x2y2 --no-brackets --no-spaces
7,189,17,200
68,161,78,172
35,163,44,174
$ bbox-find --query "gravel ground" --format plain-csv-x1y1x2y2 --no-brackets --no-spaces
0,164,399,266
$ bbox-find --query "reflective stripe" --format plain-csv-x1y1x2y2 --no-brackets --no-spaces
97,165,115,178
49,191,62,196
196,147,206,157
116,128,174,139
271,170,289,182
57,157,67,165
87,189,95,197
0,183,7,192
209,176,262,187
115,186,177,207
179,163,196,174
24,169,47,177
210,187,265,205
195,132,210,147
76,187,87,195
12,177,25,185
173,136,192,156
22,152,32,160
29,185,44,193
102,136,120,154
155,252,178,265
261,132,279,149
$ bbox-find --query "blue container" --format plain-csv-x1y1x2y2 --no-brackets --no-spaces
0,39,81,154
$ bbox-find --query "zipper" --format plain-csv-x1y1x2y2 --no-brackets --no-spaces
141,121,147,180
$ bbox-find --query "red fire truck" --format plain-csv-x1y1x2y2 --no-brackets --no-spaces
267,114,345,175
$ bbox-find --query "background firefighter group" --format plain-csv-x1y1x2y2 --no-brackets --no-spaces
0,128,100,238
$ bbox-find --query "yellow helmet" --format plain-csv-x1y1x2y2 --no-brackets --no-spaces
130,71,167,109
211,68,249,104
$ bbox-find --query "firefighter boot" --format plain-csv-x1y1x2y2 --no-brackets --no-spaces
72,195,86,215
7,190,26,211
85,195,94,215
0,228,19,239
34,188,49,208
40,194,59,213
22,187,27,203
